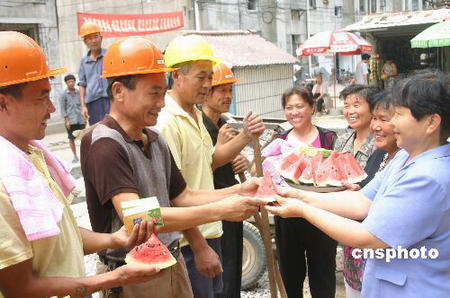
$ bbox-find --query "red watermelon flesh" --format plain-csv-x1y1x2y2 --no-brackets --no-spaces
125,233,177,269
298,155,314,185
342,153,367,182
335,153,367,184
311,152,324,186
315,152,343,187
280,153,308,183
280,153,300,171
256,170,278,200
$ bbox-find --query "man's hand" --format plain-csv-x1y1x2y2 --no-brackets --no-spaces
111,220,157,249
276,185,308,201
217,124,236,144
114,263,161,286
64,118,71,130
232,154,248,174
239,177,262,196
194,244,223,278
81,105,89,120
219,195,266,221
242,111,265,139
265,196,306,218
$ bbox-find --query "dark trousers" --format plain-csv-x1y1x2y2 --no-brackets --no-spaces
86,97,110,125
275,216,337,298
215,221,243,298
182,238,223,298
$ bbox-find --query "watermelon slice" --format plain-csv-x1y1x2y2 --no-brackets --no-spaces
125,233,177,269
314,152,343,187
279,153,302,183
311,152,324,186
256,170,278,200
335,153,367,184
298,155,314,185
341,153,367,183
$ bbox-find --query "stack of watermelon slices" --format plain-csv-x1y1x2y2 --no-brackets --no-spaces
279,149,367,187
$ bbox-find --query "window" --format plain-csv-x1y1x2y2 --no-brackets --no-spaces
334,6,342,17
370,0,377,13
248,0,257,11
309,0,317,9
360,0,366,12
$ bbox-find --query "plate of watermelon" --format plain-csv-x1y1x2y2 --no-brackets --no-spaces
279,147,367,193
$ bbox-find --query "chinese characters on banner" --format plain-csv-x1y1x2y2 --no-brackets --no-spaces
77,11,184,37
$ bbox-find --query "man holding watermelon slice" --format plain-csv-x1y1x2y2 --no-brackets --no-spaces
267,71,450,298
0,31,163,298
81,36,266,298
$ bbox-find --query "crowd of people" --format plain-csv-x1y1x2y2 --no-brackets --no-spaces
0,23,449,298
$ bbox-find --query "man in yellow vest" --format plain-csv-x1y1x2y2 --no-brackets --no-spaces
157,35,265,298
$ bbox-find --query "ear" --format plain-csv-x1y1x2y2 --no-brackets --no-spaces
111,81,125,103
0,93,11,112
426,113,442,136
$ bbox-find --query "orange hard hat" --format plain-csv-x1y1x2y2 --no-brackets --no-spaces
212,63,238,86
79,22,101,38
102,36,175,78
0,31,65,88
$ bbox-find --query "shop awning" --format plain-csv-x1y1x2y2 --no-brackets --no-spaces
344,8,450,38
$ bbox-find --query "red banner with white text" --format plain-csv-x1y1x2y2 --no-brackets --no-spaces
77,11,184,38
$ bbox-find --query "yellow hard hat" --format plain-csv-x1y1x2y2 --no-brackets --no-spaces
79,22,101,38
164,35,221,68
102,37,175,78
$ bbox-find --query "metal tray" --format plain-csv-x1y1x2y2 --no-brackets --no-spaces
286,182,346,193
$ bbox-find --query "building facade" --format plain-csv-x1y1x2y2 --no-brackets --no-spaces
0,0,64,122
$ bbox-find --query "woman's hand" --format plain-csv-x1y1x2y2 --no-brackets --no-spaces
343,183,361,191
265,196,307,218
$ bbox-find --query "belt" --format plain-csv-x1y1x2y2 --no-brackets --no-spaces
167,240,181,259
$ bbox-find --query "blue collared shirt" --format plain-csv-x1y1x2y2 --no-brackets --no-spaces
361,143,450,298
60,88,84,125
78,48,108,104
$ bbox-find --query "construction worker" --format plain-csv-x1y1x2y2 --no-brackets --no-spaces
81,36,267,298
78,22,110,125
157,35,265,298
202,63,248,298
0,31,160,298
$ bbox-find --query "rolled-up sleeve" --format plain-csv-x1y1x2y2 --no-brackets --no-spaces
362,174,446,248
78,60,87,87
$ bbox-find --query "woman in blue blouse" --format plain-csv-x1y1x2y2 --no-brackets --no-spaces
266,71,450,298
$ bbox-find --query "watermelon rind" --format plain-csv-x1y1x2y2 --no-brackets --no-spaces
125,253,177,270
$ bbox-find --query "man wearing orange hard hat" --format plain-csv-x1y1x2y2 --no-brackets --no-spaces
78,22,110,125
0,31,161,298
80,36,267,298
201,63,248,298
